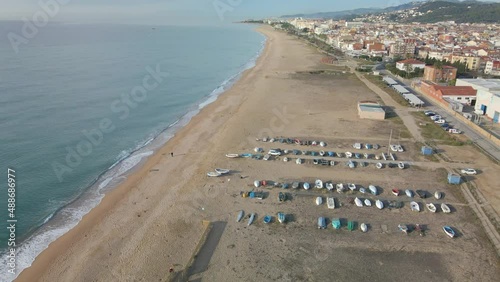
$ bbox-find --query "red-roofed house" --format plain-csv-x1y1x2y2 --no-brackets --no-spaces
419,81,477,105
396,59,426,71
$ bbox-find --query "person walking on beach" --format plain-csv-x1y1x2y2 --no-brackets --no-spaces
170,152,173,157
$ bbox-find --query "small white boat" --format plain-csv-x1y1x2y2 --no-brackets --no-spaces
225,153,240,158
399,224,408,234
398,162,405,169
376,199,384,209
207,171,222,177
330,160,335,166
363,153,369,159
296,158,303,165
316,196,323,205
434,191,442,200
254,147,263,153
319,150,325,156
237,210,244,222
410,201,420,212
326,182,334,191
262,137,268,142
376,162,383,169
327,197,336,209
390,153,396,161
283,157,289,162
336,152,343,158
369,185,377,195
348,183,356,191
254,180,261,188
320,141,326,147
360,223,368,233
215,168,230,174
353,143,362,150
359,187,366,194
336,183,345,193
405,189,413,198
355,197,363,207
315,179,323,189
303,182,310,190
364,199,372,206
345,152,353,158
375,154,380,160
426,203,437,213
248,213,255,226
312,141,318,146
443,226,455,238
347,160,355,168
441,203,451,213
263,154,270,161
268,149,281,156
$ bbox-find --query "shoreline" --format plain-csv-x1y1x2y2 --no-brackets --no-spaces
14,25,269,282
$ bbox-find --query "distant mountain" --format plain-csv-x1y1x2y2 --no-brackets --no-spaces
281,8,382,19
406,1,500,23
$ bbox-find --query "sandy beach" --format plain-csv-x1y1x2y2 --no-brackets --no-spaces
16,25,499,282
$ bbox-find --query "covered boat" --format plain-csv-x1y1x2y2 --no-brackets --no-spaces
426,203,437,213
398,162,405,169
348,183,356,191
320,141,326,147
416,190,427,199
441,203,451,213
331,218,341,229
263,215,272,224
318,217,327,229
248,213,255,226
292,181,300,189
268,149,281,156
359,187,366,194
336,152,343,158
254,180,261,188
443,226,455,238
277,212,286,224
345,152,353,158
410,201,420,212
369,185,377,195
316,196,323,205
375,200,384,209
434,191,442,200
364,199,372,207
392,189,400,196
296,158,303,165
263,154,271,161
398,224,408,234
315,179,323,189
405,189,413,198
319,150,325,156
347,160,355,168
360,223,368,233
327,197,336,209
278,192,286,202
336,183,345,193
330,160,335,166
376,162,383,169
327,151,335,157
355,197,363,207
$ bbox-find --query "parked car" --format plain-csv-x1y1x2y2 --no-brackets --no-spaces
424,111,436,116
430,115,441,121
440,123,449,128
435,119,446,124
461,168,477,175
449,128,462,134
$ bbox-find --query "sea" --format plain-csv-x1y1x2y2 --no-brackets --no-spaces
0,22,265,280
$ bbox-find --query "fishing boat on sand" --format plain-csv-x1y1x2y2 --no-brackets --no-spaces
392,189,400,196
376,199,384,209
416,190,427,199
347,160,355,168
263,154,271,161
369,185,377,195
398,162,405,169
327,197,336,209
263,215,272,224
215,168,230,174
355,197,363,207
441,203,451,213
360,223,368,233
226,153,240,158
359,187,366,194
326,182,334,191
376,162,383,169
348,183,356,191
254,180,261,188
296,158,303,165
332,218,341,229
278,212,286,223
315,179,323,189
426,203,437,213
336,183,345,193
410,201,420,212
405,189,413,198
303,182,310,190
364,199,372,207
345,152,353,158
435,191,442,200
336,152,343,158
398,224,408,234
330,160,335,166
237,210,244,222
248,213,255,226
292,182,300,189
207,171,221,177
318,217,327,229
278,192,286,202
316,197,323,205
443,226,456,238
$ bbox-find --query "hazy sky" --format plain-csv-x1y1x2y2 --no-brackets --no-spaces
2,0,500,25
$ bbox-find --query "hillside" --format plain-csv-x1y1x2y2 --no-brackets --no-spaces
281,8,382,19
407,1,500,23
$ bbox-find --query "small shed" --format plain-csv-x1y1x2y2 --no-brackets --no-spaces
393,84,410,95
448,173,461,185
421,146,433,155
383,76,398,85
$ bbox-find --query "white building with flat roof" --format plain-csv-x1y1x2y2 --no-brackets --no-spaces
456,79,500,123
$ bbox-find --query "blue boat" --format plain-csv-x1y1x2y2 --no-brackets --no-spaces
328,151,335,157
365,144,372,149
277,212,286,224
241,153,253,158
263,215,272,224
354,153,361,159
443,226,456,238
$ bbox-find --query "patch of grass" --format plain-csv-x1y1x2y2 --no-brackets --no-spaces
364,75,410,107
411,112,467,146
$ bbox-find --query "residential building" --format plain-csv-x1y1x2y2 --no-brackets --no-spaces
450,55,481,71
423,65,457,83
389,39,416,57
456,79,500,123
396,59,426,71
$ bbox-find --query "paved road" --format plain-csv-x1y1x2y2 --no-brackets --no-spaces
381,71,500,162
